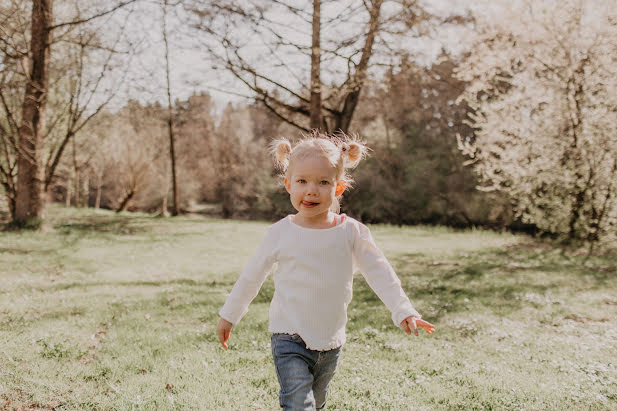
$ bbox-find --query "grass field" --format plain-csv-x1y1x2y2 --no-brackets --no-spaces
1,205,616,410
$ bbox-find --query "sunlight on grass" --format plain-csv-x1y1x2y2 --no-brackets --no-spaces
1,205,616,409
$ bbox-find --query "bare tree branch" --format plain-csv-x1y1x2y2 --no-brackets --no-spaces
49,0,139,30
261,97,310,132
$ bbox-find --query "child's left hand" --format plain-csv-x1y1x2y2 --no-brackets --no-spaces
400,316,435,336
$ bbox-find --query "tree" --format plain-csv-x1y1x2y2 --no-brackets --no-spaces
14,0,53,225
456,0,617,247
8,0,136,226
0,0,31,218
309,0,321,129
187,0,460,134
344,55,508,227
174,93,216,206
98,101,167,212
77,95,222,215
162,0,179,215
44,15,134,209
207,103,274,218
1,1,133,217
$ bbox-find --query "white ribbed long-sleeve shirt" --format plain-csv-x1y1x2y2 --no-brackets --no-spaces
219,215,420,351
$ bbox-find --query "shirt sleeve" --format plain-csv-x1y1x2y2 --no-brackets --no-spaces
352,221,421,328
219,225,279,325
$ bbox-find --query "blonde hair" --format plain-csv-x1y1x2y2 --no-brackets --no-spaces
269,131,369,212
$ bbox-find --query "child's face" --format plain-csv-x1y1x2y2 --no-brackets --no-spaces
284,155,344,220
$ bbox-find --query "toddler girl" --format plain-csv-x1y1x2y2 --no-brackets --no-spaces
217,132,434,410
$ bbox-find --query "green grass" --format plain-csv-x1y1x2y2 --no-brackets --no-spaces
1,205,616,410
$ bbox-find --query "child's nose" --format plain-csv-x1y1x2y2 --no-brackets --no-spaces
307,183,319,195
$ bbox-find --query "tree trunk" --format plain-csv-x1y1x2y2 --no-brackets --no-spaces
65,175,71,207
83,176,89,207
14,0,53,225
335,0,383,133
160,162,170,217
44,131,73,191
74,169,80,207
168,115,179,215
95,174,102,209
163,0,179,216
72,134,79,206
565,58,588,241
310,0,322,130
2,182,16,219
161,193,169,217
116,189,135,212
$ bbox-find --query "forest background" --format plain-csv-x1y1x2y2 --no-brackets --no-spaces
1,0,616,250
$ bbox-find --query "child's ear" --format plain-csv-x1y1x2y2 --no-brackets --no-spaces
335,181,346,196
284,177,291,194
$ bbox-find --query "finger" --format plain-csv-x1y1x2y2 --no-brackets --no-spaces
418,319,435,328
419,323,435,332
217,331,227,349
401,320,411,335
417,320,435,333
218,328,229,349
412,317,418,336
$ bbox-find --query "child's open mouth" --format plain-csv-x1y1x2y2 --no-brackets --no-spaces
301,201,319,208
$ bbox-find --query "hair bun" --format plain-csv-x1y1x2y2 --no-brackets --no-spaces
270,138,292,170
343,142,366,168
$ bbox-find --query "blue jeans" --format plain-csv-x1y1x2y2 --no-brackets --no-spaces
271,333,342,411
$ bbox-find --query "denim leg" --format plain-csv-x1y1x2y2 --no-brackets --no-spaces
312,347,341,409
272,334,317,411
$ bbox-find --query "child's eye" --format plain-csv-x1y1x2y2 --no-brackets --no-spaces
297,179,306,184
320,180,331,185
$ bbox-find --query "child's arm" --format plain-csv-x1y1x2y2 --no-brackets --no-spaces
217,225,278,348
352,222,431,333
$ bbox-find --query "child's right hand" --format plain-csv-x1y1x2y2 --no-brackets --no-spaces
400,316,435,336
217,317,233,349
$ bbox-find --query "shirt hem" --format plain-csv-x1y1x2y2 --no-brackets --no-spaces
270,329,345,351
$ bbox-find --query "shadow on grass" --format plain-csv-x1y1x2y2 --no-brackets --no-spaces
0,215,157,256
5,279,234,328
0,247,31,255
494,245,617,285
349,245,617,326
39,278,235,292
56,216,152,236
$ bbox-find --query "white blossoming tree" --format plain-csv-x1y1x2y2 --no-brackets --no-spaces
456,0,617,248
